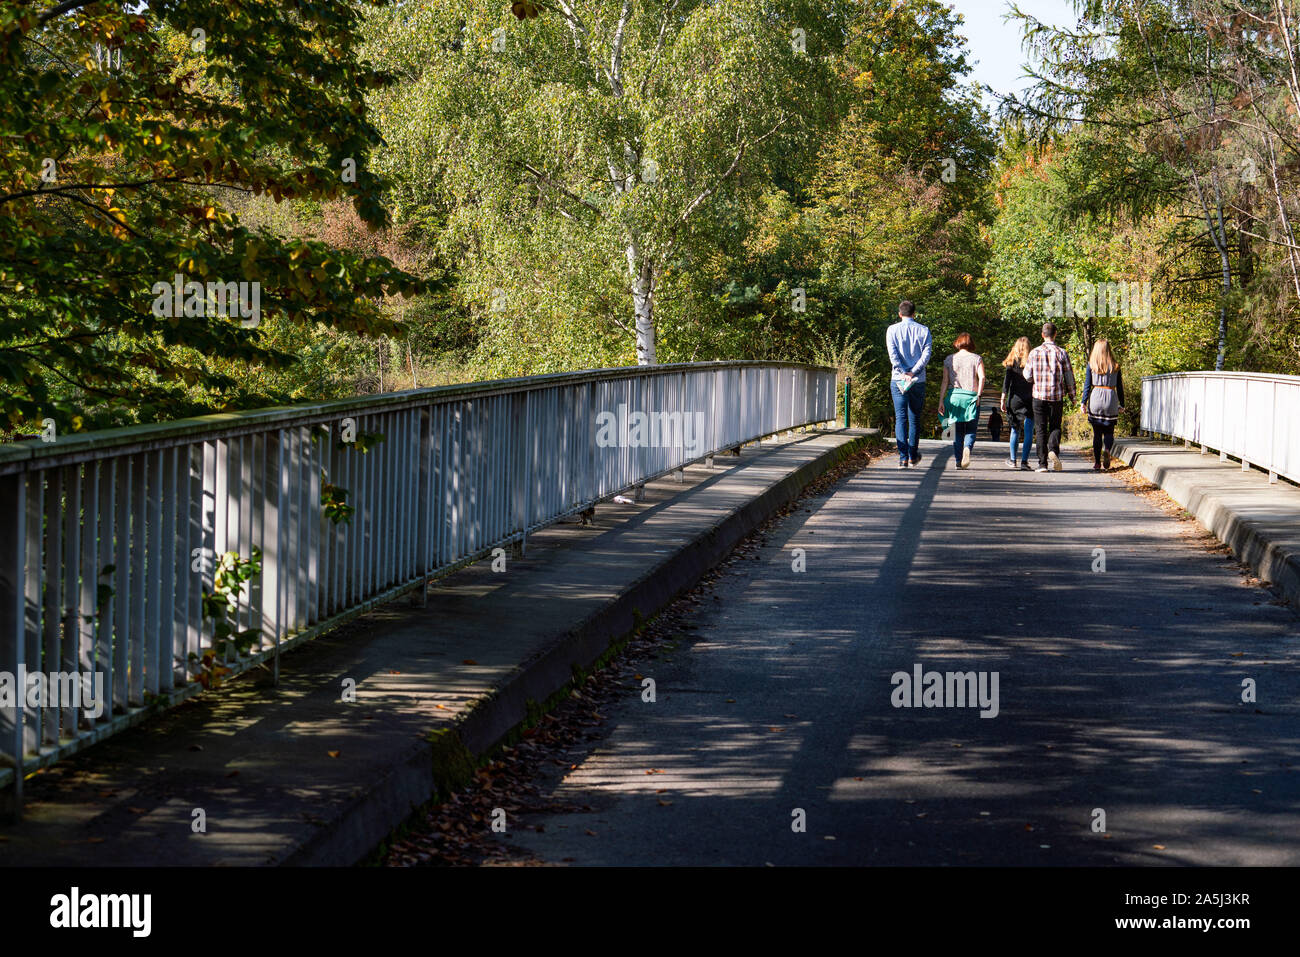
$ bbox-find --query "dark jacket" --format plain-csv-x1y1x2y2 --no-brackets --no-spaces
1002,362,1033,411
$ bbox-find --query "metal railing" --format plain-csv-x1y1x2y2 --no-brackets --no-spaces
0,361,836,807
1140,371,1300,484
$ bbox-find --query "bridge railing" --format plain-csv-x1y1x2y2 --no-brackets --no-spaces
1141,371,1300,484
0,361,837,805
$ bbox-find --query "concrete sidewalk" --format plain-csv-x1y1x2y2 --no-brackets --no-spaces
0,428,872,866
1115,437,1300,612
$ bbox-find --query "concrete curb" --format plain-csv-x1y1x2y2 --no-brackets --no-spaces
1114,438,1300,613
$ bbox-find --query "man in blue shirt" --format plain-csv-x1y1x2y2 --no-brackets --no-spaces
885,300,932,468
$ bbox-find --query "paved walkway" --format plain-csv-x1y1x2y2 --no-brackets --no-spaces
492,438,1300,865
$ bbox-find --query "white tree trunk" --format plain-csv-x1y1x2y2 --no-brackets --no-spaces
627,243,657,365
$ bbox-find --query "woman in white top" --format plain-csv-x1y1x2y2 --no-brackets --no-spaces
938,332,985,469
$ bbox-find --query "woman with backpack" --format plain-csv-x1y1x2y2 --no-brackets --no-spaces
1081,339,1125,470
999,336,1034,470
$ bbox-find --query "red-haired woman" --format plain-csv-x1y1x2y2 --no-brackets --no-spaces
939,332,985,469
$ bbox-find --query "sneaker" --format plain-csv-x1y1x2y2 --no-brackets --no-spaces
911,454,923,467
1020,461,1033,471
1049,450,1062,471
1102,450,1111,469
1093,462,1102,471
1005,458,1018,469
1036,465,1048,473
898,459,909,469
961,447,971,469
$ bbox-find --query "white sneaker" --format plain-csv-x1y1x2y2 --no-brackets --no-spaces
961,447,971,469
1036,465,1048,473
1049,450,1061,471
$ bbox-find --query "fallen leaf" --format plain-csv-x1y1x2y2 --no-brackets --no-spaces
462,659,478,665
657,799,673,806
1153,844,1166,850
585,829,597,836
127,807,147,814
327,750,340,758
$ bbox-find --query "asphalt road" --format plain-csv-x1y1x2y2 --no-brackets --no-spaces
493,438,1300,865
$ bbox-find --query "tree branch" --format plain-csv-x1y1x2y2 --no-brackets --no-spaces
519,162,604,219
675,117,788,229
37,0,96,26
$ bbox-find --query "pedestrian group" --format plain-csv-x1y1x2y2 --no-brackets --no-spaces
885,301,1125,473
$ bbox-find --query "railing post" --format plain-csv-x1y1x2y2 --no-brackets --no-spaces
843,376,852,429
1270,379,1278,483
0,473,26,820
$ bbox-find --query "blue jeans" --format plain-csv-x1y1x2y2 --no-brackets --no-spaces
953,415,978,460
891,379,925,462
1009,418,1034,463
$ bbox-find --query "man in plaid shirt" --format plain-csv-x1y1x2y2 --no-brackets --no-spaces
1023,321,1076,472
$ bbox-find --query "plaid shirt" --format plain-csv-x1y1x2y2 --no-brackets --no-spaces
1024,341,1076,402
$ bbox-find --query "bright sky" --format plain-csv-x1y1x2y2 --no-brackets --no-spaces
946,0,1079,105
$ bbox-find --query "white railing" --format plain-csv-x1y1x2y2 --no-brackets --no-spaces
0,362,837,810
1141,371,1300,484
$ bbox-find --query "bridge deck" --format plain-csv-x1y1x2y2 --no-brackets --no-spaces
487,438,1300,865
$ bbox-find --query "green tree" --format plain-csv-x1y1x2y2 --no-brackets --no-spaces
363,0,850,369
0,0,422,431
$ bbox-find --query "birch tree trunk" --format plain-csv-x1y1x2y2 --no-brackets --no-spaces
627,244,657,366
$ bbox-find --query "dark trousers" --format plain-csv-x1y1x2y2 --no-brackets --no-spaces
1032,398,1064,467
891,379,925,463
1092,423,1115,464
